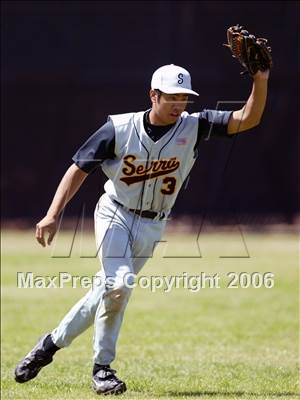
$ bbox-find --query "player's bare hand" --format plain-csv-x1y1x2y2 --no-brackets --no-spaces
35,215,58,247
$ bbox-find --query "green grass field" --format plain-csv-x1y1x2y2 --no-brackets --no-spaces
1,229,299,400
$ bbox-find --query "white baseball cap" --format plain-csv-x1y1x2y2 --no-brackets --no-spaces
151,64,199,96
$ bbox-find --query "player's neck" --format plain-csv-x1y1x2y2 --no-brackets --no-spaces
148,109,173,126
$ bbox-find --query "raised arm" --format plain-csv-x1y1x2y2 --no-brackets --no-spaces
227,70,270,135
36,163,88,247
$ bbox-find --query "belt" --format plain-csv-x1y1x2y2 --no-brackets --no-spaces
113,200,164,220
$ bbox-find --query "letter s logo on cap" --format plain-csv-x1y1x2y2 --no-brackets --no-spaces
177,73,184,84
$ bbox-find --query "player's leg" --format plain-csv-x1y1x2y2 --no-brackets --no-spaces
92,197,166,366
14,265,107,384
50,271,105,348
92,210,134,395
93,222,133,365
14,198,116,384
92,209,167,363
92,212,167,395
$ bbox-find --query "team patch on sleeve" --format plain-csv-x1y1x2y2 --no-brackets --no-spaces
175,137,187,145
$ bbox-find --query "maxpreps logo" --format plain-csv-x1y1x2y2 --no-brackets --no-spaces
120,155,180,185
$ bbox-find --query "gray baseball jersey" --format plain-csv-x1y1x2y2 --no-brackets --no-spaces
73,109,232,214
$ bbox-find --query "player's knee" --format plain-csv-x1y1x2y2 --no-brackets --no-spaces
104,285,131,312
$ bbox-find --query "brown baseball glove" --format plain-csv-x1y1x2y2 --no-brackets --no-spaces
224,24,272,76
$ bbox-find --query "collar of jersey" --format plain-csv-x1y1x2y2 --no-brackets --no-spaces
133,110,183,153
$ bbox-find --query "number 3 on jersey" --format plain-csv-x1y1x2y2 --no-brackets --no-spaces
161,177,176,195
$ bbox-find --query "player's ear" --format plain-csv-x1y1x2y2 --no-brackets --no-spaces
149,89,157,104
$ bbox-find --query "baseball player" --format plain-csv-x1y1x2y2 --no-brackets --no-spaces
14,63,269,395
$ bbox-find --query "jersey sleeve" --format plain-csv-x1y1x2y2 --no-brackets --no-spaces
194,109,233,148
72,120,116,174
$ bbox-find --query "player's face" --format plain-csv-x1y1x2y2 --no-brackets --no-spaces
150,90,189,125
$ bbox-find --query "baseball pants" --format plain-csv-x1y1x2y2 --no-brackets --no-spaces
51,193,167,365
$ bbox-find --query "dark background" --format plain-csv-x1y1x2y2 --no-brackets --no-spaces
2,0,299,223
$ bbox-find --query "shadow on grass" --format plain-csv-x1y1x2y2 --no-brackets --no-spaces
166,391,300,397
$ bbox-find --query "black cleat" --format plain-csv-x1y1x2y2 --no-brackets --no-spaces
92,365,127,395
14,334,54,383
